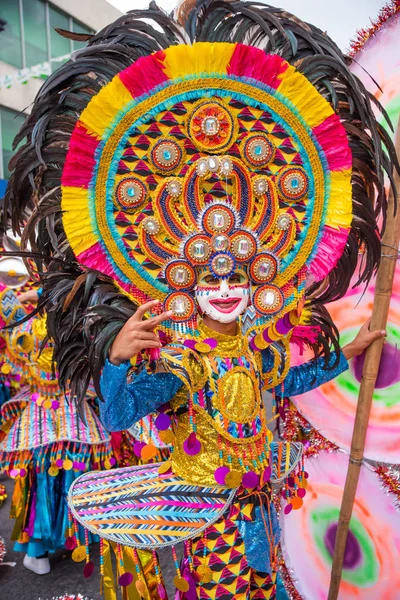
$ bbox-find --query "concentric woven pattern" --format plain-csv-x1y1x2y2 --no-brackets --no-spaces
68,463,236,549
62,42,352,308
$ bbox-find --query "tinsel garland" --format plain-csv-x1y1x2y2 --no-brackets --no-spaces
348,0,400,56
277,551,304,600
0,536,6,564
375,464,400,510
282,404,339,456
37,595,93,600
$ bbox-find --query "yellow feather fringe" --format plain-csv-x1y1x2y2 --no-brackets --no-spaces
163,42,235,80
80,76,132,138
61,186,96,256
277,65,333,128
327,170,353,229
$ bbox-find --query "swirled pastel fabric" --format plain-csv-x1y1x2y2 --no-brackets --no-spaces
290,261,400,462
280,452,400,599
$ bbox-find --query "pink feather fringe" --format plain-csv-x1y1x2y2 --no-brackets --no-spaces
228,45,288,89
309,225,349,282
77,242,152,303
119,52,169,98
291,325,321,355
312,114,352,171
61,123,99,188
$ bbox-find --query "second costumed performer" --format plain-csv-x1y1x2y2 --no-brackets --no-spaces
5,1,394,597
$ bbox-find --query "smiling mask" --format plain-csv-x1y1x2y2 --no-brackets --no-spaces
195,269,250,324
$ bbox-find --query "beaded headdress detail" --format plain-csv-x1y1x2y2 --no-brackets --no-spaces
61,43,352,333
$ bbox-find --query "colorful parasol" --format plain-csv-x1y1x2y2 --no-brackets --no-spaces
280,452,400,599
290,260,400,463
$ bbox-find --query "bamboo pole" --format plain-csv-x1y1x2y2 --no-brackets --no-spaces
328,118,400,600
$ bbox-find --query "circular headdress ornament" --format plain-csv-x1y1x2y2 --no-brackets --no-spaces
61,42,352,327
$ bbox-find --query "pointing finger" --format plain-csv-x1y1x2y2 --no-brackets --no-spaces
131,300,162,322
141,311,174,330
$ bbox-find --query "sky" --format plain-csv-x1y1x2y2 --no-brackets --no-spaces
107,0,384,51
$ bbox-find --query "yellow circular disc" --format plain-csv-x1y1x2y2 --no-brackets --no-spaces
224,470,242,488
48,466,59,477
71,546,86,562
1,364,11,374
36,397,45,407
174,576,190,592
63,459,73,471
266,429,273,443
197,565,213,583
141,443,158,461
254,333,269,350
194,342,212,353
43,399,52,410
302,479,308,490
158,460,172,474
159,430,175,445
104,459,112,470
136,580,147,597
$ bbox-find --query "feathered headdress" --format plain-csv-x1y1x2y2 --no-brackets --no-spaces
4,0,397,402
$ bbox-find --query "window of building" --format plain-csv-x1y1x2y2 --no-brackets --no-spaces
0,1,94,70
0,106,26,180
0,1,23,68
22,0,48,67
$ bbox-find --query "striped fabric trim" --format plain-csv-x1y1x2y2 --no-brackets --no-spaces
68,463,236,549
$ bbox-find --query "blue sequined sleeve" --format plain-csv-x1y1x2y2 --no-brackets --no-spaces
99,359,183,431
262,350,348,397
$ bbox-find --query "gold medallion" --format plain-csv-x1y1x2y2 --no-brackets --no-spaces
224,470,242,488
158,460,172,474
72,546,86,562
197,565,213,583
159,430,175,444
174,576,190,592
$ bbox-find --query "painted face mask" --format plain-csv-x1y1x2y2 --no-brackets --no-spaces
195,269,250,324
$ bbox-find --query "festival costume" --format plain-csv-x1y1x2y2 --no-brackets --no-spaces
4,1,394,597
0,288,114,559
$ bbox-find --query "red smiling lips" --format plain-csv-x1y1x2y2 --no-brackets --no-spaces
209,297,242,313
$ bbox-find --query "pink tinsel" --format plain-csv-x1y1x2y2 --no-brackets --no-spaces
119,52,169,98
349,0,400,57
61,123,99,188
228,44,289,90
309,225,349,282
312,114,352,172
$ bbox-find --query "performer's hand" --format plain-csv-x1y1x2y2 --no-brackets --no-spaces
108,300,172,366
18,289,38,304
342,318,386,360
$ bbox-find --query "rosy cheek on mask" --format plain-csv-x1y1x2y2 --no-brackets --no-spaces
195,279,250,324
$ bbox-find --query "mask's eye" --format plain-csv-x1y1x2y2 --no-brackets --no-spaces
228,273,242,284
204,275,220,285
